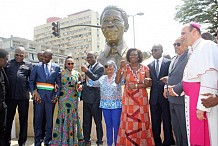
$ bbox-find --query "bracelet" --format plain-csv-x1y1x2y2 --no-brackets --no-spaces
135,84,138,89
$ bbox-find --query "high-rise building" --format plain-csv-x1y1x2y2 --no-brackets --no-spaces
33,9,105,70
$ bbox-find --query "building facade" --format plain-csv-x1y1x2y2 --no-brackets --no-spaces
0,36,66,68
33,9,105,70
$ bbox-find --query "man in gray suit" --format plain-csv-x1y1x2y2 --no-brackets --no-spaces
161,37,189,146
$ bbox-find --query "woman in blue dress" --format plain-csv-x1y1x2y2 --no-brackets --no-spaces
51,56,84,146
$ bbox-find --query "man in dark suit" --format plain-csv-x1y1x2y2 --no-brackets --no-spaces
162,38,189,146
148,44,174,146
81,51,104,146
5,47,32,146
34,51,46,142
0,48,9,146
29,49,61,146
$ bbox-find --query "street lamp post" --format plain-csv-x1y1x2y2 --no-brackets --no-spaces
128,12,144,48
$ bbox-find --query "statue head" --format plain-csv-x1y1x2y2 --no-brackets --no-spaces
100,5,129,47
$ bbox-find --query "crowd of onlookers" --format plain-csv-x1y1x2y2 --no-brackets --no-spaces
0,4,218,146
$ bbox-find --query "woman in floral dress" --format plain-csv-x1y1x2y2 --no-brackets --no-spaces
87,60,123,146
115,48,154,146
51,56,84,146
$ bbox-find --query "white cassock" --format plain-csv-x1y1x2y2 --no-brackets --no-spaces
183,38,218,146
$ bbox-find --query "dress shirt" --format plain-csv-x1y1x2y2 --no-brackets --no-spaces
89,61,97,70
155,56,163,73
44,61,52,72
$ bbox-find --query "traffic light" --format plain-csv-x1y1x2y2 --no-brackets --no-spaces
52,22,60,37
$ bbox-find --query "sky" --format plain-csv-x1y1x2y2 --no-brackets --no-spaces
0,0,184,58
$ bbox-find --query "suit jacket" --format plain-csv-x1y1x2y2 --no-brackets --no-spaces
81,62,104,104
167,49,189,105
29,62,61,101
148,57,171,105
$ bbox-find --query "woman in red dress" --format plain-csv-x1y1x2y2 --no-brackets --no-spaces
115,48,154,146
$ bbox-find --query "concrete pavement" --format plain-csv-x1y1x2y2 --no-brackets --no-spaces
11,137,107,146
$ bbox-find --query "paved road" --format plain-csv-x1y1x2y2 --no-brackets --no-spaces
11,137,107,146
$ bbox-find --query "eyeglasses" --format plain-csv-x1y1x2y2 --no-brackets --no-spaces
15,54,24,57
67,63,74,65
173,43,181,47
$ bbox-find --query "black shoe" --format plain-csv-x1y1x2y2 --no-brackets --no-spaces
96,141,103,146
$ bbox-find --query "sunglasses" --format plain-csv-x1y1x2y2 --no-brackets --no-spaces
67,63,74,65
173,43,181,47
104,65,113,68
15,54,24,57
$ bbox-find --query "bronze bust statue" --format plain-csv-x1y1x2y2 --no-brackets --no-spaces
97,5,129,67
98,5,150,67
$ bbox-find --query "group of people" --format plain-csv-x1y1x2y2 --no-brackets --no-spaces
0,46,154,146
0,4,218,146
161,23,218,146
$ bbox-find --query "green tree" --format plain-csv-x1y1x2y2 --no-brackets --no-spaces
174,0,218,35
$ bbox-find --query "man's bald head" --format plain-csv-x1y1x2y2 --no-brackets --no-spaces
15,46,25,54
87,51,97,58
86,51,97,65
43,49,53,64
14,46,25,62
44,49,53,56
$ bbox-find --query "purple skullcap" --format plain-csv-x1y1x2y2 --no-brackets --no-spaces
190,22,201,30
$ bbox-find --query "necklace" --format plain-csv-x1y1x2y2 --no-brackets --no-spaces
107,74,114,84
130,64,139,68
65,69,74,77
128,64,142,83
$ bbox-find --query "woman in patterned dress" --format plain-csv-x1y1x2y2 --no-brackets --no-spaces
51,56,84,146
115,48,154,146
87,60,123,146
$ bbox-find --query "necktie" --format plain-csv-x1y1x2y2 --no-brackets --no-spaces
172,56,179,70
155,59,159,77
45,64,49,79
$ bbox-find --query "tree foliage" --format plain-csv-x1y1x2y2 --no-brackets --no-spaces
174,0,218,35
